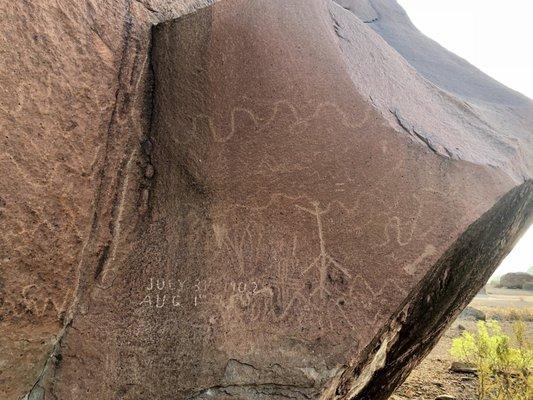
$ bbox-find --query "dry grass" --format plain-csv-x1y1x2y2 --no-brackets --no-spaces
479,307,533,322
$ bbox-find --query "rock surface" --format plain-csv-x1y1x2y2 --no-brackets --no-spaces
450,362,477,375
460,306,486,321
435,395,456,400
499,272,533,289
0,1,532,400
0,0,212,398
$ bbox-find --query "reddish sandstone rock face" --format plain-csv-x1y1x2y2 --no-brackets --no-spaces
0,1,532,400
0,0,211,398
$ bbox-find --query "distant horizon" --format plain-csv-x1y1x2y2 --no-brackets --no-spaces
491,226,533,277
398,0,533,277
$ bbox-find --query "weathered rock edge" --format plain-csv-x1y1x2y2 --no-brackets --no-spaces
323,181,533,400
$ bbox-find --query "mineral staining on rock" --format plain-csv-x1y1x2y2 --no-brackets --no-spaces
1,1,532,400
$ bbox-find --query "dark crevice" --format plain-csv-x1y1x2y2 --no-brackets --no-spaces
93,244,110,280
20,319,72,400
329,7,350,42
390,108,413,134
411,127,452,157
390,108,437,154
363,18,378,24
365,0,381,23
133,0,160,14
333,0,380,24
136,25,158,222
389,109,452,157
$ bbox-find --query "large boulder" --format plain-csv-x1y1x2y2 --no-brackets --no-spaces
499,272,533,289
1,1,532,400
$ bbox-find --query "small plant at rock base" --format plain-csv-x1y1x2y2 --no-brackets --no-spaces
451,320,532,400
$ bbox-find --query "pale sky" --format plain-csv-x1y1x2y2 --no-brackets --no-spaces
397,0,532,275
397,0,533,99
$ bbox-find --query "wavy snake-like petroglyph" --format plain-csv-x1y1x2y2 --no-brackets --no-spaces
167,98,373,145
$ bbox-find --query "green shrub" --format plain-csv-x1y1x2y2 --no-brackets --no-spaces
451,320,532,399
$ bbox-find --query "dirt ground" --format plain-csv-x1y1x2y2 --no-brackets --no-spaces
390,288,533,400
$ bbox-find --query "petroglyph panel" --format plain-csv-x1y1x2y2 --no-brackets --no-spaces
10,1,531,400
133,184,451,334
131,2,519,397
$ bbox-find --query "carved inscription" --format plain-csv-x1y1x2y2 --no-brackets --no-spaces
139,277,262,309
